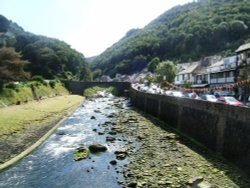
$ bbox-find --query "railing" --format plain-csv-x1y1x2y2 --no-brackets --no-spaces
210,77,234,84
194,80,208,84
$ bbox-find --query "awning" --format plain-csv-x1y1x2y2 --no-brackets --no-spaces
191,84,208,88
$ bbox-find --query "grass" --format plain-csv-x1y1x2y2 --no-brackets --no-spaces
0,95,84,138
0,81,69,106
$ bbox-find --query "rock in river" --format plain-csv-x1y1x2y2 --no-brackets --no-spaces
106,136,116,142
89,144,107,153
110,160,117,165
74,147,89,161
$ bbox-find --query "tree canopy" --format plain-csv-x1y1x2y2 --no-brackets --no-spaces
156,60,178,82
0,15,91,81
91,0,250,77
0,47,30,85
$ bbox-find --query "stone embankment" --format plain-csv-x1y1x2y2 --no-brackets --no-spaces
101,99,250,187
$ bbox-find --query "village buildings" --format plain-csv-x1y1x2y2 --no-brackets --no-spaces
174,42,250,100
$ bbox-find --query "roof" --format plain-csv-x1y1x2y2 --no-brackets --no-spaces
235,43,250,53
177,62,200,75
209,60,224,68
194,64,209,75
177,62,191,71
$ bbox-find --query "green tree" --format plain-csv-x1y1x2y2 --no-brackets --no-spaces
0,15,9,32
0,47,30,87
148,57,160,72
156,60,178,82
92,69,102,81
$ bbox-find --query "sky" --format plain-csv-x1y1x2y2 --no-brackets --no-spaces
0,0,193,57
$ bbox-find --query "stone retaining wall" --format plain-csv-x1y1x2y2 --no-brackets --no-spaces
130,88,250,176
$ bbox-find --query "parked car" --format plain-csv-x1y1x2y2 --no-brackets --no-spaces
218,96,244,106
169,91,184,98
140,86,149,92
186,92,201,100
201,94,218,102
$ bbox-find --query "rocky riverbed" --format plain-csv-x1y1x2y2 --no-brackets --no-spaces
99,97,250,188
1,95,250,188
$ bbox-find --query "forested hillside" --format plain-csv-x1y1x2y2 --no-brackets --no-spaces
92,0,250,77
0,15,91,83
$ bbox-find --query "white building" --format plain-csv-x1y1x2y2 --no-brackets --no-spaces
174,56,236,88
207,56,236,87
174,62,200,85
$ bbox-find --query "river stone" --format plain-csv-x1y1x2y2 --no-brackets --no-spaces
107,114,115,118
117,180,124,184
196,181,212,188
166,133,177,140
74,147,89,161
94,110,101,113
127,182,137,187
106,136,116,142
108,131,117,135
110,160,117,165
115,150,128,160
90,116,96,119
89,144,107,153
187,176,204,185
116,154,127,160
56,130,66,135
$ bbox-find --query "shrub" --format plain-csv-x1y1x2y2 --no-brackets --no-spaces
31,75,47,85
49,80,57,88
5,83,18,90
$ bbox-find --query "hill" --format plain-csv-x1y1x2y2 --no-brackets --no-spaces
91,0,250,77
0,15,91,81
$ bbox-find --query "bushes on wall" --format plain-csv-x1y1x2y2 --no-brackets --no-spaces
0,80,69,106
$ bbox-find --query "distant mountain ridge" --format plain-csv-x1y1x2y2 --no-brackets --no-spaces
0,15,91,81
92,0,250,77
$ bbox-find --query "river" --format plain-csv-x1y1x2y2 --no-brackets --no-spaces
1,94,250,188
0,96,131,188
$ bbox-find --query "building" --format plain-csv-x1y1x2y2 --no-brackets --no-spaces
236,43,250,67
207,56,237,88
172,43,249,100
235,43,250,101
174,56,221,88
174,61,200,86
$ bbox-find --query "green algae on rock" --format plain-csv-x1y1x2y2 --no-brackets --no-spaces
74,147,89,161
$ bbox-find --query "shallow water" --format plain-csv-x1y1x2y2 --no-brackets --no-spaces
0,96,130,188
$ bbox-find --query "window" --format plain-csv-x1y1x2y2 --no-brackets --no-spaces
247,52,250,58
230,71,234,77
211,74,216,79
218,72,224,78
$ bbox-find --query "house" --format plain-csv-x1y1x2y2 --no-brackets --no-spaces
207,56,237,88
192,56,221,88
100,75,112,82
235,43,250,101
174,56,221,88
174,61,200,85
235,42,250,67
